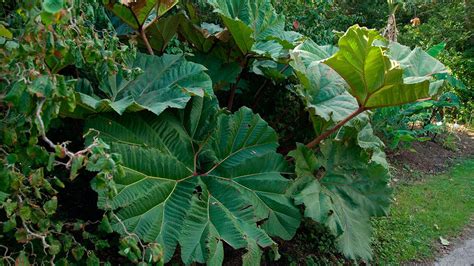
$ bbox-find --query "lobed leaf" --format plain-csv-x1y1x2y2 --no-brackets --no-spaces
324,25,437,109
85,97,300,264
289,141,392,260
76,53,212,116
388,42,447,95
290,39,364,123
209,0,302,58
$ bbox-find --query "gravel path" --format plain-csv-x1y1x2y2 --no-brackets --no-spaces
435,229,474,266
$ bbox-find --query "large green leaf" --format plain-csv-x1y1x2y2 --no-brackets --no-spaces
208,0,301,58
289,141,392,260
324,25,434,109
105,0,178,29
86,97,300,264
388,42,447,95
76,53,212,116
190,52,241,91
179,17,232,53
145,13,181,52
290,40,362,123
209,0,282,53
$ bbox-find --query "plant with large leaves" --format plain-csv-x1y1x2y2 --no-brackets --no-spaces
294,25,446,148
285,25,448,260
75,53,212,116
104,0,179,54
289,140,392,261
290,39,364,127
85,97,300,264
208,0,302,59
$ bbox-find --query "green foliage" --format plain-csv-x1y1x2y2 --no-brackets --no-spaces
76,52,212,116
86,97,300,263
1,0,458,264
208,0,300,57
372,91,461,149
104,0,179,30
325,25,439,109
290,39,359,124
397,1,473,124
274,0,364,45
0,0,161,264
289,140,392,260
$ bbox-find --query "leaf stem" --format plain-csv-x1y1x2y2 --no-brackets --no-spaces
227,74,242,111
227,55,251,111
305,106,366,149
251,64,289,109
139,27,154,55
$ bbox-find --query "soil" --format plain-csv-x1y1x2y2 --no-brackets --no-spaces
387,129,474,182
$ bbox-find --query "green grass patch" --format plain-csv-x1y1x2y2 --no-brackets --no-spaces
372,159,474,263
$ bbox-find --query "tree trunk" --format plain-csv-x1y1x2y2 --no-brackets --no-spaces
383,13,398,42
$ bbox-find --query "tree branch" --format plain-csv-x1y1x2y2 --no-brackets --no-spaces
305,106,366,149
36,98,101,169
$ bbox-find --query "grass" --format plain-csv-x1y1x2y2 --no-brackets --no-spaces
372,158,474,263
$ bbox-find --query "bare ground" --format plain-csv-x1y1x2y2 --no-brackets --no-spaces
387,129,474,182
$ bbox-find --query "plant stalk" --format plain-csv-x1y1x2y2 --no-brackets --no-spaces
306,106,366,149
140,27,154,55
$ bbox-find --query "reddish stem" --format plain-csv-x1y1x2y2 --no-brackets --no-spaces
227,74,242,111
305,106,366,149
140,27,154,55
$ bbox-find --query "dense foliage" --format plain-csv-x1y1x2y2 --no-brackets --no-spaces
0,0,468,264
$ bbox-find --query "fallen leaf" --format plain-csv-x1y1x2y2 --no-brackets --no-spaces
439,236,450,246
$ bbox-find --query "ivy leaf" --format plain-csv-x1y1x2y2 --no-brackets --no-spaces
71,246,86,261
324,25,435,109
42,0,64,14
15,251,30,266
76,53,212,116
85,97,300,264
43,196,58,215
289,141,392,260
